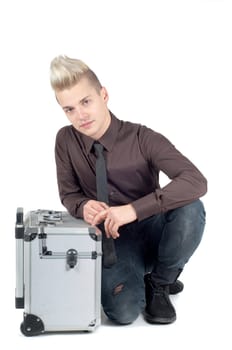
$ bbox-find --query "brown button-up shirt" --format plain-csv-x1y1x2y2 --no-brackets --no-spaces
55,113,207,221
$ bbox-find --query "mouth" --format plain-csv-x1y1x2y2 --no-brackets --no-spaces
79,120,94,129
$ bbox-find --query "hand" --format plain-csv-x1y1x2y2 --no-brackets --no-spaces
83,200,108,225
92,204,137,239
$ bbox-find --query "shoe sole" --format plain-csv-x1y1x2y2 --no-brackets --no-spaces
144,311,176,324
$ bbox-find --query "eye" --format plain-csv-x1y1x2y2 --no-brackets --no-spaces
82,98,90,106
64,107,74,114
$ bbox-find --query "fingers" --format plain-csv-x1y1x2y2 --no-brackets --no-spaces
93,207,120,239
87,202,107,218
83,200,109,224
94,226,102,236
84,202,123,239
104,217,120,239
91,210,108,226
91,210,120,239
91,201,108,211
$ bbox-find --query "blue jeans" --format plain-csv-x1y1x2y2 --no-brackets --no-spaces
101,199,206,324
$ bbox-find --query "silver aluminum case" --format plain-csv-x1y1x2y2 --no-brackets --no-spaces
20,210,102,335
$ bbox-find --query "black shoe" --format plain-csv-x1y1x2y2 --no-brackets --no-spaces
144,274,176,324
169,280,184,295
144,274,184,295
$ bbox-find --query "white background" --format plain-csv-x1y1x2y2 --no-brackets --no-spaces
0,0,231,348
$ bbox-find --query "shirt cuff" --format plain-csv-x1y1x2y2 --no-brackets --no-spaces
131,191,162,221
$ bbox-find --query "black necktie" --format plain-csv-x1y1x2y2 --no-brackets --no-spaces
94,142,117,268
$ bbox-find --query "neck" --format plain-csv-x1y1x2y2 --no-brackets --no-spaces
95,110,111,140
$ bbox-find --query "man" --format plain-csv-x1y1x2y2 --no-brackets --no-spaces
50,55,207,325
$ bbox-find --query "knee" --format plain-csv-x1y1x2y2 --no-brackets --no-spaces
102,284,143,325
165,200,206,251
183,199,206,221
179,201,206,251
102,302,141,325
182,200,206,236
169,200,206,231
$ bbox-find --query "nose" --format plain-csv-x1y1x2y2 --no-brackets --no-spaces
76,106,88,120
68,106,87,122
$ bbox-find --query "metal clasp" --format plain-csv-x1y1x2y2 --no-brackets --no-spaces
66,249,78,268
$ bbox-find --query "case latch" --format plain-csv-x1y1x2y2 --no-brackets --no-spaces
66,249,78,268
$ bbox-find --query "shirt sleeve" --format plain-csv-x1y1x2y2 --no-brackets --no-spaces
131,126,207,221
55,127,91,218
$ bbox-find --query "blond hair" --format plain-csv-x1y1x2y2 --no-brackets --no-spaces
50,55,102,92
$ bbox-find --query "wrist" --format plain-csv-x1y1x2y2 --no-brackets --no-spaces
127,204,137,221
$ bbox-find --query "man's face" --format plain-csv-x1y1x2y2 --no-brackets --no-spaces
56,78,111,140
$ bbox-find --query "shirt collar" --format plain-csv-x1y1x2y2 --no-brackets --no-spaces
98,112,119,152
79,112,120,154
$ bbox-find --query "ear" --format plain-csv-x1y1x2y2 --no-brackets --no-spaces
101,87,109,103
